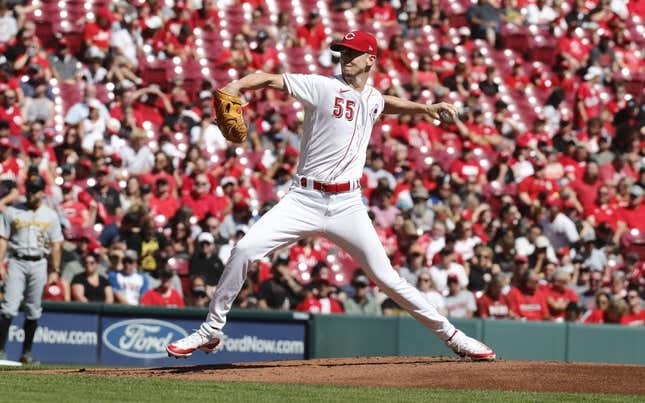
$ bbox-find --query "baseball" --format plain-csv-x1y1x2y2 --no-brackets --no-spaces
439,110,454,123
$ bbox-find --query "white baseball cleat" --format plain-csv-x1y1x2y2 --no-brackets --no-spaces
166,324,224,358
445,330,496,361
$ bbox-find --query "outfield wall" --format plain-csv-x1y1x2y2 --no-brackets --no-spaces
4,303,644,365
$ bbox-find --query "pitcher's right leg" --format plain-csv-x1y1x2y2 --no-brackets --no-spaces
167,189,323,358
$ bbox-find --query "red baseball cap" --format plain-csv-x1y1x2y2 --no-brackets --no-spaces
331,31,377,55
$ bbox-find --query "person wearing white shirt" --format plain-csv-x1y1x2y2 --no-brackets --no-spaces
121,128,155,175
0,2,17,44
526,0,558,26
429,250,469,294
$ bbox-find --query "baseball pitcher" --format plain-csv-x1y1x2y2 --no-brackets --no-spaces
167,31,495,360
0,175,63,364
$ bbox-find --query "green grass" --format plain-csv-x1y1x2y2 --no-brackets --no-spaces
0,373,640,403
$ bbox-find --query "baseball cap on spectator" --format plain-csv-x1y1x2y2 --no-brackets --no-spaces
584,66,603,81
331,31,378,56
97,165,110,175
352,275,369,287
28,147,43,158
285,146,299,158
106,118,121,134
0,137,12,148
546,193,562,209
557,246,570,257
630,185,643,198
88,98,103,110
78,159,92,170
514,255,528,263
411,187,429,201
220,176,236,187
158,267,174,279
123,250,138,262
61,182,73,193
197,231,215,244
535,235,550,249
461,209,474,222
447,274,459,284
110,153,122,166
257,30,269,42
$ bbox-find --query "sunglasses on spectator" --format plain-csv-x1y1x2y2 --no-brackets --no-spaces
196,181,209,187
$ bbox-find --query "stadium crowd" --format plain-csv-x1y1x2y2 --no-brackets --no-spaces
0,0,643,325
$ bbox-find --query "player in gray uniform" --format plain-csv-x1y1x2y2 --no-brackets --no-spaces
0,175,63,364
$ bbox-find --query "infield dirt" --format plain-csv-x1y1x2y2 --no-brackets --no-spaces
38,357,645,395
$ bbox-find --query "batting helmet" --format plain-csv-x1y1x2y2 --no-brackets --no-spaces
25,174,46,194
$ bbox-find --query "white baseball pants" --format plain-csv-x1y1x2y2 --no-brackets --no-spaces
205,184,456,341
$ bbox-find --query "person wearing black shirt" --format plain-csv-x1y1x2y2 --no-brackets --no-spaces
71,253,113,303
88,166,122,218
188,232,224,287
257,259,303,310
468,245,495,293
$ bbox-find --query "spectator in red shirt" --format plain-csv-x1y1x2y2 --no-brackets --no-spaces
364,0,397,25
585,185,620,230
140,151,178,196
380,34,413,74
191,0,219,30
450,142,485,186
476,273,513,319
507,271,550,321
544,270,579,320
555,23,590,72
296,277,344,314
297,11,326,50
0,88,23,136
574,66,603,129
84,9,112,52
149,178,180,221
250,30,281,73
181,173,224,221
570,162,602,213
140,268,185,308
618,185,645,231
621,289,645,326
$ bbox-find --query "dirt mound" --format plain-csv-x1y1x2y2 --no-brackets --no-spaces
41,357,645,395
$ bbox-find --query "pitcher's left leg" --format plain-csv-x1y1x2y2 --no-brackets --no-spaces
324,207,455,340
324,204,495,360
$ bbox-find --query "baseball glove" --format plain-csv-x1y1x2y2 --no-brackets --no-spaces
214,89,247,143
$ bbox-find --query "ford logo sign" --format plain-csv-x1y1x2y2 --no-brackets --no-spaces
102,319,188,359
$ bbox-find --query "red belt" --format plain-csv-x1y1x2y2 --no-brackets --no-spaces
299,177,353,193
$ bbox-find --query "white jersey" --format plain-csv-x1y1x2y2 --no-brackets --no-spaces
283,73,385,183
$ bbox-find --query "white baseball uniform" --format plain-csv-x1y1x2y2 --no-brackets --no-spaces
204,74,456,340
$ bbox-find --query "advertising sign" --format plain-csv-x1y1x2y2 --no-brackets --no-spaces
99,316,306,366
3,312,99,364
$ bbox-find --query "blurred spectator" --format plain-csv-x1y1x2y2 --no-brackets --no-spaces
65,84,109,125
466,0,502,47
187,275,210,308
476,273,513,319
296,277,343,314
416,271,446,316
188,231,224,291
584,291,612,323
508,271,550,321
579,270,604,310
525,0,557,27
400,246,429,285
71,253,114,303
297,11,326,50
109,250,148,305
621,289,645,326
468,245,497,293
370,188,400,229
140,268,185,308
544,270,579,321
429,249,468,294
258,259,304,310
0,1,17,45
343,275,381,315
444,275,477,318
